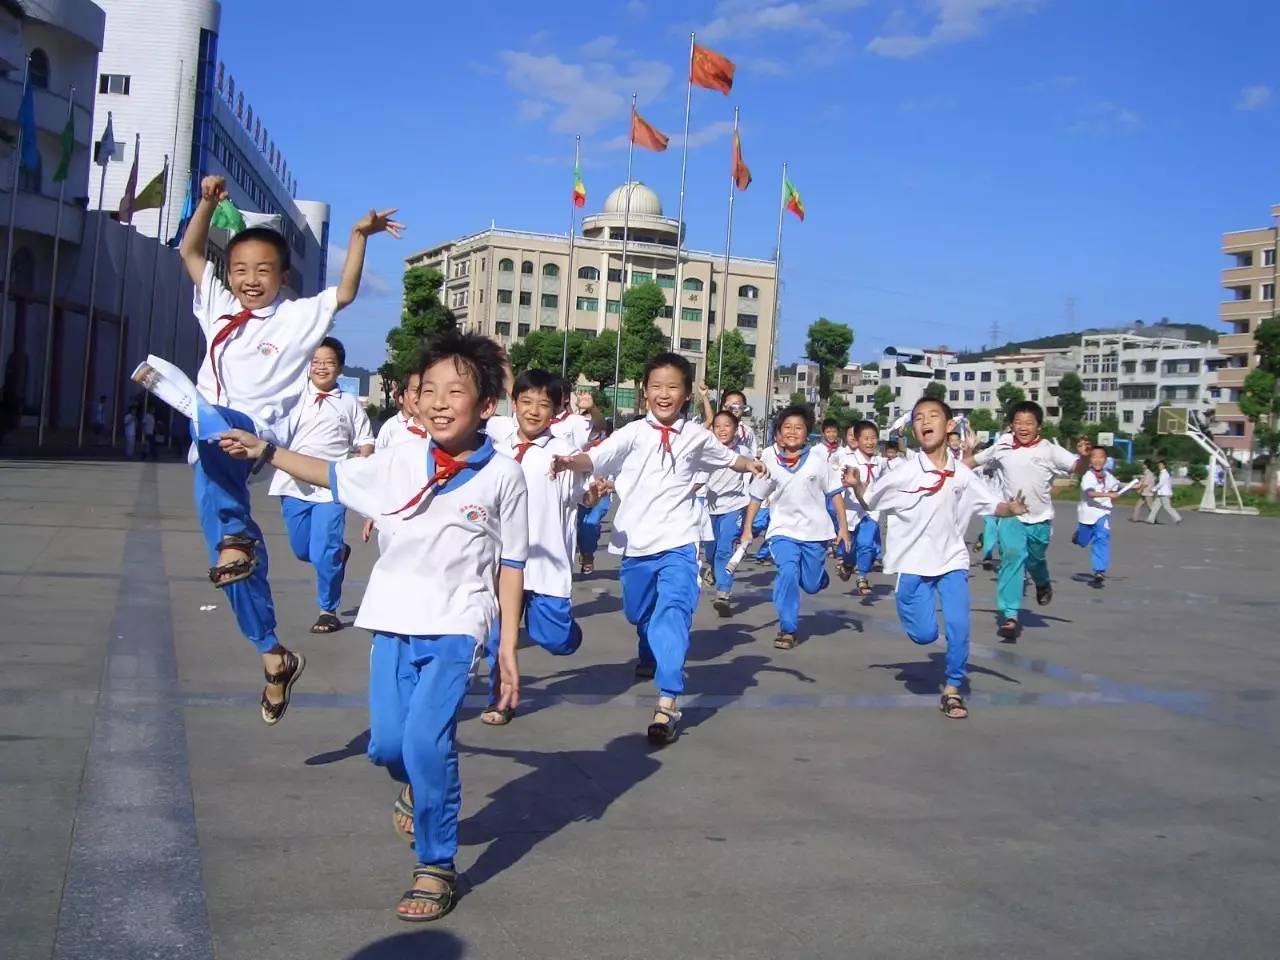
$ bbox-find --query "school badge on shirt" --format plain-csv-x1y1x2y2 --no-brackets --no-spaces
257,341,280,357
460,504,489,524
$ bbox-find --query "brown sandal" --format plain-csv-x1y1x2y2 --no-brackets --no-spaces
939,692,969,719
310,612,343,634
260,649,305,725
209,533,258,588
392,784,415,845
773,631,796,650
396,865,457,923
480,705,513,726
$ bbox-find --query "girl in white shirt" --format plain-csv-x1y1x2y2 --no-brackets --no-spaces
1075,445,1124,586
835,420,885,596
704,410,753,616
1147,459,1183,525
552,353,766,745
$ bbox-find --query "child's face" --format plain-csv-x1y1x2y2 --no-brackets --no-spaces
309,346,340,391
1090,448,1107,471
400,373,421,417
884,446,899,460
722,393,746,415
947,432,962,452
1009,411,1041,445
227,238,284,311
857,428,878,457
415,358,495,449
776,415,808,451
514,387,555,440
912,404,952,454
823,426,838,445
712,414,736,445
644,364,690,424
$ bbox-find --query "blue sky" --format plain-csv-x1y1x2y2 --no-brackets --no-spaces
220,0,1280,370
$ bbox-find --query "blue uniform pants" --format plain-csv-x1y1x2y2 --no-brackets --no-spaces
576,493,611,558
280,496,348,612
769,536,830,635
367,632,477,870
191,405,278,653
620,545,698,699
852,515,882,576
896,570,971,687
710,508,745,593
827,503,846,561
752,507,772,561
981,515,999,560
484,592,582,700
1074,514,1111,574
995,518,1052,621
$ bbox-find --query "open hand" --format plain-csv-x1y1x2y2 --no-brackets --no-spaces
549,454,574,477
354,208,405,239
1006,493,1029,516
495,648,520,713
361,517,375,543
219,428,265,460
200,175,228,203
747,459,768,478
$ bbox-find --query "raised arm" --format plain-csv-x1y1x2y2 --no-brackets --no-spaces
336,208,405,311
730,455,768,477
698,383,715,423
219,429,330,487
576,391,606,437
179,176,226,285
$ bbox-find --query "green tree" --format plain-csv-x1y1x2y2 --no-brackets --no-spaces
872,385,894,427
1240,316,1280,502
923,381,947,402
1097,413,1120,436
376,361,396,408
969,408,1001,434
579,330,620,393
804,318,854,404
996,381,1026,420
825,392,850,425
620,282,668,383
787,390,808,408
508,329,588,381
1056,372,1086,440
705,329,753,394
384,266,456,378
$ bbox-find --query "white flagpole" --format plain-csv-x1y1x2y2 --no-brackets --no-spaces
765,161,788,439
163,60,184,243
37,85,75,447
612,94,637,426
77,123,121,447
560,134,580,377
0,59,31,383
671,33,695,353
141,153,170,421
714,106,740,397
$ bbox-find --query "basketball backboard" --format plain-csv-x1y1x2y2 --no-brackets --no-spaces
1157,407,1188,435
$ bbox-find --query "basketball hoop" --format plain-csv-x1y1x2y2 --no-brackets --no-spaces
1157,407,1188,436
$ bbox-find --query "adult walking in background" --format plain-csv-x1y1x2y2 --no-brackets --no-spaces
1132,460,1156,521
1146,459,1182,525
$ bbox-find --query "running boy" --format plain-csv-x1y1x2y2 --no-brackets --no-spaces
171,175,400,722
705,409,752,617
268,337,374,634
375,371,425,449
742,405,850,650
1075,445,1125,586
551,353,766,744
966,401,1088,640
219,330,526,922
835,419,884,596
847,397,1028,719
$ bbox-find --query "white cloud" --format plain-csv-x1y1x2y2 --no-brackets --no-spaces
1069,101,1142,135
328,244,393,299
579,34,623,59
746,56,791,76
867,0,1040,59
697,0,865,42
1236,84,1272,112
499,50,672,135
518,99,550,122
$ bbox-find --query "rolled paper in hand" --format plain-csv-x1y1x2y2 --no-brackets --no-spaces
131,354,232,440
724,542,748,575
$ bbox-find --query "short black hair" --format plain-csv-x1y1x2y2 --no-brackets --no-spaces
556,376,574,408
912,395,954,421
712,409,740,431
721,389,747,407
1144,459,1155,469
821,417,839,430
946,430,961,440
773,404,814,438
317,336,345,369
415,329,507,405
512,368,564,410
1007,400,1044,425
642,352,694,393
1090,444,1108,455
884,440,900,451
226,226,291,273
850,419,878,440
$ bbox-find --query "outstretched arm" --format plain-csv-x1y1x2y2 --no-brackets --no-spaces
493,566,523,714
179,176,225,285
741,499,762,544
550,452,594,476
731,455,768,478
219,429,330,487
336,208,405,310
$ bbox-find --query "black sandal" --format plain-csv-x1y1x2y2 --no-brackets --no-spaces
939,692,969,719
396,865,457,923
392,784,415,846
647,704,682,745
208,533,258,588
260,649,305,725
774,631,796,650
310,612,343,634
480,705,513,726
997,618,1019,641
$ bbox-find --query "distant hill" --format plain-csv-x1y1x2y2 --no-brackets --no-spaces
955,322,1219,361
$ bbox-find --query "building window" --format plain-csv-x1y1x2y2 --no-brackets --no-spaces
1122,410,1133,424
679,337,701,352
739,284,759,299
607,268,623,282
1030,368,1040,381
519,291,531,306
949,391,959,401
1264,283,1275,302
1100,356,1116,373
661,305,673,319
542,263,560,277
980,371,991,382
744,343,757,357
736,313,758,329
631,271,653,284
521,260,534,275
949,372,960,382
518,323,531,337
578,266,599,280
681,307,702,323
656,274,675,289
997,370,1007,382
1142,359,1157,373
496,322,511,337
99,73,131,95
497,289,513,304
606,299,621,314
576,296,598,311
1122,360,1136,374
498,258,514,272
683,277,704,291
964,371,975,381
28,48,50,89
94,138,125,163
708,310,716,326
1266,248,1276,267
1029,389,1039,401
541,293,558,308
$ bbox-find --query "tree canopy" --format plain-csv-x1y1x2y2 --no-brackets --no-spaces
804,318,854,401
384,266,455,379
996,381,1026,420
620,282,668,383
705,329,753,394
1056,372,1086,440
509,329,588,382
872,385,894,427
1241,316,1280,501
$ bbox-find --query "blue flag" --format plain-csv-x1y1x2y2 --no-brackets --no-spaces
17,81,39,172
169,181,195,247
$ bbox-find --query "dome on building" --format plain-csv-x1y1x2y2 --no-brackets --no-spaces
602,181,663,216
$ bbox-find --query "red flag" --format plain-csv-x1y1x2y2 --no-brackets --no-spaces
630,109,669,152
732,129,751,191
691,43,735,95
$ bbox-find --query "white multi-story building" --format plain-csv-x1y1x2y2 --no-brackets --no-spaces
945,349,1074,420
1079,332,1223,431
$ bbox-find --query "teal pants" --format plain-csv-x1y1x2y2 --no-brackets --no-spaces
995,518,1052,621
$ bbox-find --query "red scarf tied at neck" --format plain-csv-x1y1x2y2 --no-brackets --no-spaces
384,446,467,516
208,308,257,401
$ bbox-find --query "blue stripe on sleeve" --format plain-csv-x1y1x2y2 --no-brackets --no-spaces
500,558,526,570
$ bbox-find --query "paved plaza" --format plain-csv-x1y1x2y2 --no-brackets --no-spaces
2,458,1278,960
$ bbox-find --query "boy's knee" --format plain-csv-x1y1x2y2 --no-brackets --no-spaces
366,732,404,768
906,627,939,646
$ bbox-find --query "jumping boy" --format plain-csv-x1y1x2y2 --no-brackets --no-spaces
219,330,526,922
481,369,598,725
268,337,374,634
835,419,884,596
743,405,850,650
847,396,1028,719
551,353,766,744
161,175,400,723
966,401,1088,640
1075,445,1125,586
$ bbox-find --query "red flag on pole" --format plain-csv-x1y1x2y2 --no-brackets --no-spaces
732,129,751,191
691,43,735,95
630,108,669,151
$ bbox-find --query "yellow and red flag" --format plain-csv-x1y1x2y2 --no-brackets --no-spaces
572,162,586,208
784,177,805,221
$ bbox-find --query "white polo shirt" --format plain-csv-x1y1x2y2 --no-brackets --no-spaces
486,412,593,452
749,445,843,542
269,382,373,503
973,437,1080,525
836,449,884,522
865,451,1001,577
330,436,528,640
192,262,338,443
705,439,751,516
734,423,760,459
375,412,426,450
587,414,737,557
492,430,584,598
1079,469,1122,525
1155,468,1174,497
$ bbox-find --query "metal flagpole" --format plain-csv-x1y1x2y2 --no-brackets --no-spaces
163,60,184,243
764,160,787,441
37,85,75,447
77,123,120,447
714,106,740,397
560,134,580,377
141,153,170,421
670,33,695,352
611,94,637,427
109,222,136,448
0,59,31,385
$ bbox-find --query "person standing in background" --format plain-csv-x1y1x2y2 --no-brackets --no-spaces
1132,460,1156,522
141,407,157,460
1146,459,1183,525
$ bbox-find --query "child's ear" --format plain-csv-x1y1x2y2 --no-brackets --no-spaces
479,397,499,420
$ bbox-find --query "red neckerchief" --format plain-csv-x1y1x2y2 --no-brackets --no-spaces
384,445,467,516
854,452,876,482
550,409,570,425
513,432,548,463
407,424,428,438
1092,469,1107,485
313,391,334,407
775,445,802,469
208,308,257,401
648,416,682,470
823,440,838,454
910,453,956,495
1011,435,1041,449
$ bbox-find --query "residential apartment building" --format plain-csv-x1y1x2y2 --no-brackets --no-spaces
1080,332,1223,431
944,350,1072,420
1217,204,1278,454
406,181,778,415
